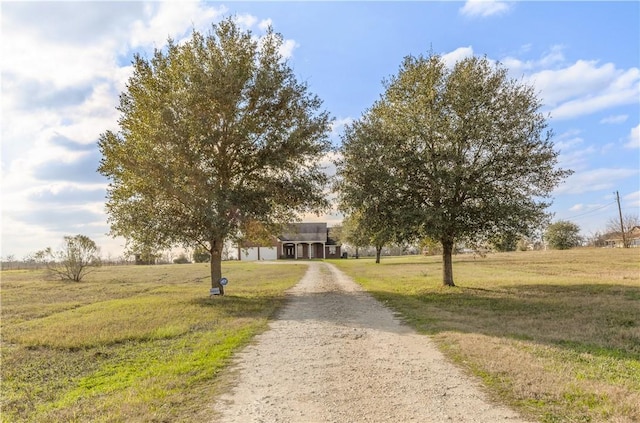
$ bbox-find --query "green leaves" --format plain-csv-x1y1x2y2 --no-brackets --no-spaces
545,220,583,250
98,18,331,273
336,53,571,285
98,18,331,290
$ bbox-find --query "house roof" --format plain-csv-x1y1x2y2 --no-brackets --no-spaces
278,223,328,243
602,226,640,241
239,236,279,248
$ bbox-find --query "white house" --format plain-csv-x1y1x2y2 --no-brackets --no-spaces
236,222,341,261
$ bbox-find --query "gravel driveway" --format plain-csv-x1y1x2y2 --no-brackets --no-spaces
215,262,530,422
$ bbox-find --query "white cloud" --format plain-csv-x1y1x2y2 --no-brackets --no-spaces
600,114,628,124
330,117,354,139
2,27,119,91
442,46,474,68
624,124,640,149
623,191,640,208
529,61,615,106
500,46,640,121
526,61,640,120
0,2,230,259
258,19,273,31
256,32,298,60
279,39,298,59
460,0,512,18
569,202,612,213
549,86,639,120
502,45,565,77
2,2,637,257
555,135,584,152
554,130,594,171
233,14,297,60
235,13,258,29
1,2,307,259
555,168,639,194
129,2,226,48
558,146,597,172
231,15,298,60
519,43,533,54
600,143,615,154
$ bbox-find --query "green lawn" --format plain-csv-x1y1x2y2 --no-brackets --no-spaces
1,262,307,423
330,248,640,423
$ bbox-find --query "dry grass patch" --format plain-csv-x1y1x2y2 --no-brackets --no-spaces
1,262,307,423
331,248,640,423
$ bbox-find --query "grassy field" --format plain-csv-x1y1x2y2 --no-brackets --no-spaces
1,261,307,423
3,250,639,422
330,248,640,423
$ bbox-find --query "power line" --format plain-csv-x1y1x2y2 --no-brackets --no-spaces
562,200,616,220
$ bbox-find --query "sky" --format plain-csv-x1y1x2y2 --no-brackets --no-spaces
1,1,639,260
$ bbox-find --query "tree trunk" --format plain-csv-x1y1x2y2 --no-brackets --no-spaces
210,238,224,295
442,239,455,287
375,245,382,264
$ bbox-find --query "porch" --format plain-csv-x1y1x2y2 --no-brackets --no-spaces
280,242,326,259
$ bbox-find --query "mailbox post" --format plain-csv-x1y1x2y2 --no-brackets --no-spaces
210,277,228,296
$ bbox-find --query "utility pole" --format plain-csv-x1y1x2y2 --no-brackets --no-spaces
615,191,627,248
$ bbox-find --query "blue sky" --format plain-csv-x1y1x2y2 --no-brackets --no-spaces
2,1,639,259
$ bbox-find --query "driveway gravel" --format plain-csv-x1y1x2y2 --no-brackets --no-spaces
215,262,530,422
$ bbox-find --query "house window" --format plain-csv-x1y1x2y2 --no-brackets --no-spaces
329,246,336,255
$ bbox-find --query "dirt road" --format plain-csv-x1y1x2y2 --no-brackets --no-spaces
215,262,530,422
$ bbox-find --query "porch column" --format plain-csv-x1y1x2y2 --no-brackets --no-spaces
294,242,298,259
322,243,326,259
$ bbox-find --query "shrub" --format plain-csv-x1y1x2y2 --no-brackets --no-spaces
35,235,101,281
545,221,582,250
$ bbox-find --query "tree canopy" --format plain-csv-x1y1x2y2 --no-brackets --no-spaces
336,116,407,263
336,53,571,285
98,18,332,293
545,220,582,250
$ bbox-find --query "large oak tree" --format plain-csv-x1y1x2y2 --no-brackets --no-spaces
99,19,331,294
337,54,571,286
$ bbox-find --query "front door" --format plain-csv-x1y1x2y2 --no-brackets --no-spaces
284,244,295,259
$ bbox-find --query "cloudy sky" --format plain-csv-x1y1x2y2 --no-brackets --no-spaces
2,1,639,259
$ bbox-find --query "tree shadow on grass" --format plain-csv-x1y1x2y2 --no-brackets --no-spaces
189,282,640,361
373,260,438,266
369,283,640,361
190,295,288,319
